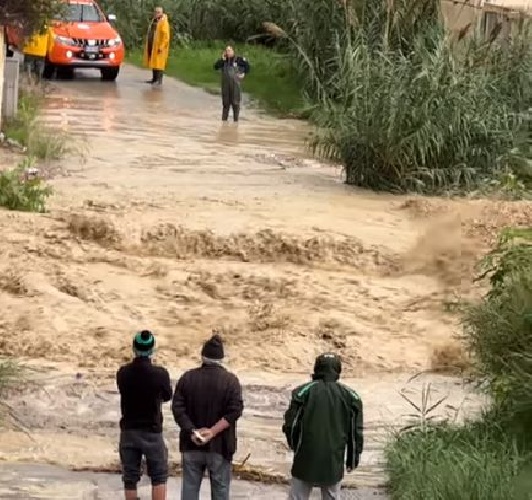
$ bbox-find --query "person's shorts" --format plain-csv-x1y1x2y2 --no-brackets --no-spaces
119,429,168,489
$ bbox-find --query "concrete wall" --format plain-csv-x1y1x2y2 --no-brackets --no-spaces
441,0,531,40
442,0,483,35
2,57,19,121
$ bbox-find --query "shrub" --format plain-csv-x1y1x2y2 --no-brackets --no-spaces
386,419,527,500
259,0,532,193
0,158,53,212
99,0,285,48
386,227,532,499
464,228,532,433
1,1,59,35
3,87,73,161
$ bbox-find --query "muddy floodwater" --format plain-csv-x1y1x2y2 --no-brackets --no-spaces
0,64,496,497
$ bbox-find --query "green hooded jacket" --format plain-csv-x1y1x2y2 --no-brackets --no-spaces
282,354,363,486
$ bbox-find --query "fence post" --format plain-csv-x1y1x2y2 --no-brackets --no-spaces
0,26,5,130
2,55,19,122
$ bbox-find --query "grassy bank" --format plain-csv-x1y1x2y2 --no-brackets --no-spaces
386,419,529,500
385,228,532,500
2,85,72,161
126,42,307,118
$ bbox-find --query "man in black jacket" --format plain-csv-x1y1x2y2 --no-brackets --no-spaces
282,353,364,499
117,330,173,500
172,334,243,500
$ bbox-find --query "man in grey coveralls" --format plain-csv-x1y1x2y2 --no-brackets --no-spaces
213,45,250,122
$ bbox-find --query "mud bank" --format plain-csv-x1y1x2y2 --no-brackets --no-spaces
0,463,389,499
0,362,486,490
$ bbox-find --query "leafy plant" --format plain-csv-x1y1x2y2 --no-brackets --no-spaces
386,417,528,500
464,228,532,430
3,87,75,161
0,158,53,212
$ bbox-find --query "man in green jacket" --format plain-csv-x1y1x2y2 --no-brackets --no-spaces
282,353,364,499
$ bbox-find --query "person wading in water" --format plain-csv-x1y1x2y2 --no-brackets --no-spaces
144,6,170,85
213,45,250,122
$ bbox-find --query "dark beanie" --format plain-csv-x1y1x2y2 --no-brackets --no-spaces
201,334,224,360
133,330,155,357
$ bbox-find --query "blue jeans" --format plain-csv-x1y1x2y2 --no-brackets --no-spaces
181,451,231,500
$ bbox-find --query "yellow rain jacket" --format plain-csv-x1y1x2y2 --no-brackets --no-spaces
143,14,170,71
23,31,49,58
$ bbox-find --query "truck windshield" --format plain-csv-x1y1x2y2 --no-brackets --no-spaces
57,3,105,22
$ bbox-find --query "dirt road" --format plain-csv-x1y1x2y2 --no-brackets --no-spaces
0,64,495,496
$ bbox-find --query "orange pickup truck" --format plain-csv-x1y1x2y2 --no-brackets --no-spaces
43,0,125,81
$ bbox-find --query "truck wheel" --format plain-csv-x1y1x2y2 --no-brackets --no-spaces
43,62,55,80
101,67,120,82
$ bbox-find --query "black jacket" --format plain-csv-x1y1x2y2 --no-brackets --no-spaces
282,359,364,486
116,357,172,433
172,363,243,461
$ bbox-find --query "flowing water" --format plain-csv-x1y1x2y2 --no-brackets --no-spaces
0,64,503,498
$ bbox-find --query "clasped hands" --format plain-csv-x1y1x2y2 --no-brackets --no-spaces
191,427,214,446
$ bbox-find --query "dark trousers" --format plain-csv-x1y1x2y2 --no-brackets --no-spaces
181,451,231,500
119,429,168,490
222,104,240,122
152,69,163,84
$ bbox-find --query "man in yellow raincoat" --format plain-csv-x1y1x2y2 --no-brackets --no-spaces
23,29,49,80
143,6,170,86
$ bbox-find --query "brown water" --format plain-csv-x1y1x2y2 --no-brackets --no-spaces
2,63,522,495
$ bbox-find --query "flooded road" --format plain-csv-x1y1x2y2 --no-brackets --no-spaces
0,64,490,496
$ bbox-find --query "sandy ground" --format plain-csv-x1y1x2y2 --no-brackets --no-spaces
1,63,531,496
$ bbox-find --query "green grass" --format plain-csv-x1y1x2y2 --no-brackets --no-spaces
385,420,531,500
3,88,74,161
126,41,307,118
0,158,53,212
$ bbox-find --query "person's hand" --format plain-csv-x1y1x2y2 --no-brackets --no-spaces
346,453,360,473
191,428,214,445
191,429,207,446
191,429,202,446
199,428,214,443
222,51,227,61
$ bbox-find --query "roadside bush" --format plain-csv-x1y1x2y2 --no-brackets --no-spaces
259,0,532,193
0,158,53,212
3,87,73,161
99,0,285,48
465,228,532,434
386,227,532,499
1,1,60,35
309,31,527,193
386,419,526,500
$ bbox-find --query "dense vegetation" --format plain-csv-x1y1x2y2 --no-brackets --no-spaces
1,1,59,35
103,0,532,194
385,228,532,500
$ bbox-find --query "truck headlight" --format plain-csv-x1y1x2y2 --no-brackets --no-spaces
55,35,75,46
108,36,121,47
